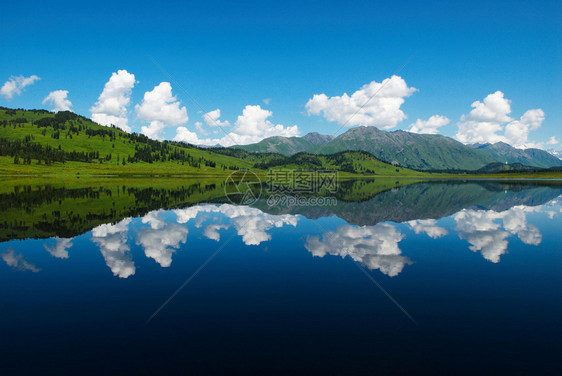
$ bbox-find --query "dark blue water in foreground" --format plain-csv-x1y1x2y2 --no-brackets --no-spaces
1,181,561,375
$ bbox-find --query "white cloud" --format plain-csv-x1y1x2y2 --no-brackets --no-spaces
227,206,298,245
136,210,188,267
174,127,200,144
44,237,73,259
547,136,559,145
203,223,230,242
92,218,135,278
173,204,298,245
203,109,231,127
454,206,542,263
456,91,511,145
504,109,545,148
305,75,417,129
42,90,72,112
227,105,299,145
142,210,166,230
194,121,209,135
173,105,299,147
305,223,411,277
502,206,542,246
409,115,450,134
0,75,40,100
1,248,41,272
90,70,136,132
407,219,448,238
455,91,545,148
136,82,188,140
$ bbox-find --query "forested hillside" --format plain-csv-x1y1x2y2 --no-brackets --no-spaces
0,107,258,174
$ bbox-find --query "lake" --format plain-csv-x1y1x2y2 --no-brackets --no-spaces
1,178,561,375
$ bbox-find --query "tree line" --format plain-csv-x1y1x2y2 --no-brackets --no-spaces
0,110,240,169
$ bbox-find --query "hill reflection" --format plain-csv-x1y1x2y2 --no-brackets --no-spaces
1,180,560,278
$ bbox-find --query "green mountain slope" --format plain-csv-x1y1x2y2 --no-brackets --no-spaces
476,162,540,173
0,107,255,174
0,108,424,176
310,126,496,170
231,132,334,156
253,150,423,176
471,142,562,168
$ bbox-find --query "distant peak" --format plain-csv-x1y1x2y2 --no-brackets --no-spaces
302,132,334,145
493,141,511,147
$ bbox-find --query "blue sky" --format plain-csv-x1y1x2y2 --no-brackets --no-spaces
1,0,560,149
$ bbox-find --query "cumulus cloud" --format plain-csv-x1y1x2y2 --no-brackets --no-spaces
92,218,135,278
456,91,512,145
174,105,299,147
226,105,299,145
409,115,450,134
454,206,542,263
174,204,298,245
546,136,559,145
407,219,448,238
502,207,542,246
305,75,417,129
0,75,40,100
455,91,545,148
227,206,298,245
42,90,72,112
195,121,209,135
203,109,231,127
173,126,200,145
305,223,411,277
90,70,136,132
1,248,41,272
136,82,188,140
203,223,230,242
504,109,545,148
131,205,295,262
136,210,188,267
44,237,73,259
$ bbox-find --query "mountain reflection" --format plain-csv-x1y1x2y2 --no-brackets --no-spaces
0,180,560,277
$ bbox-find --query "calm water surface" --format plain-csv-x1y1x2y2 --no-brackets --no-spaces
1,180,561,375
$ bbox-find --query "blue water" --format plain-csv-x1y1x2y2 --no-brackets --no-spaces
1,182,561,375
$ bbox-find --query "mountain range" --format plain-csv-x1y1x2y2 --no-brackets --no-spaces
1,106,560,174
0,107,416,176
233,132,334,155
232,126,562,170
469,142,562,169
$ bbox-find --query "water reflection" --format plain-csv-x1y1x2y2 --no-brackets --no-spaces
1,248,41,272
454,205,542,263
44,237,73,259
305,223,410,277
92,218,135,278
0,180,560,278
407,219,448,239
174,205,298,245
137,210,188,267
